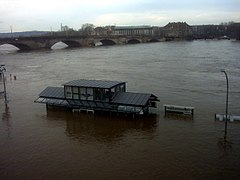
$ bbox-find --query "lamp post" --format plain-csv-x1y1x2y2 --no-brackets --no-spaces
221,69,229,143
0,65,7,108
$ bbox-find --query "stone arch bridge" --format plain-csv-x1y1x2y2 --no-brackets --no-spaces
0,35,161,51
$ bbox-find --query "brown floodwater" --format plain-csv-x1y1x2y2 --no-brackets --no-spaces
0,40,240,179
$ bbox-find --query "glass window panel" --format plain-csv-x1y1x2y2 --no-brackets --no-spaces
94,88,104,101
87,88,93,95
80,88,86,100
111,88,115,93
88,96,93,100
73,87,78,93
73,94,79,99
65,86,71,92
65,86,72,98
80,88,85,94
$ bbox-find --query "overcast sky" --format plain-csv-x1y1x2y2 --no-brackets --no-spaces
0,0,239,32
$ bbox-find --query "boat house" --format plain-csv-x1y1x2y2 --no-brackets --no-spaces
35,79,159,115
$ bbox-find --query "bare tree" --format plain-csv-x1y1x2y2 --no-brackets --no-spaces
81,23,95,36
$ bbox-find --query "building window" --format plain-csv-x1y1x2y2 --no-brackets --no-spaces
77,87,94,100
119,84,125,92
103,89,110,101
72,87,79,99
80,87,86,100
73,94,79,99
87,88,93,100
94,88,104,101
65,86,72,99
115,85,120,92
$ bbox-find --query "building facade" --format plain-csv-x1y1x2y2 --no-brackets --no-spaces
163,22,193,40
113,26,154,36
192,23,240,39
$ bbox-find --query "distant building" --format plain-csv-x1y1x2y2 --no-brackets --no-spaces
228,23,240,40
163,22,193,40
94,26,114,36
113,26,154,36
191,23,240,39
192,25,230,39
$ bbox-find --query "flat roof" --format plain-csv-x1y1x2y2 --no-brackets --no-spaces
37,87,158,107
111,92,152,106
63,79,125,89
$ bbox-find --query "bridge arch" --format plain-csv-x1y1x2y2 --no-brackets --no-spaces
149,39,159,42
0,44,20,51
127,39,141,44
50,40,82,49
51,41,69,49
1,43,32,51
100,39,116,46
61,40,81,48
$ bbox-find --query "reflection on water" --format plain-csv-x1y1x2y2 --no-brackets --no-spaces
0,44,19,54
51,42,69,49
1,106,11,137
2,106,10,121
164,113,194,121
0,42,68,54
46,109,157,144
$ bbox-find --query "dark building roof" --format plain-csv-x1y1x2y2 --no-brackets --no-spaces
38,86,157,107
114,25,152,30
39,86,64,99
63,79,125,89
111,92,152,106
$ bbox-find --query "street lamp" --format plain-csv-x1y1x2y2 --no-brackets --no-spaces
221,69,229,143
0,64,7,107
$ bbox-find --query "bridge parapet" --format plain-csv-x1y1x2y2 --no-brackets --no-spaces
0,35,162,51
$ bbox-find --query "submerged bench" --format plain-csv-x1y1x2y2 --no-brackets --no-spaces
72,108,95,114
164,104,194,115
215,114,240,122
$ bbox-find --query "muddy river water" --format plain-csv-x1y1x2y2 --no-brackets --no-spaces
0,40,240,179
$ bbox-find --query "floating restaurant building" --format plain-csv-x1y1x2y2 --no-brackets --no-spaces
35,79,159,115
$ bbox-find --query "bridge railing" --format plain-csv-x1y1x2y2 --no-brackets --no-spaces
0,34,162,41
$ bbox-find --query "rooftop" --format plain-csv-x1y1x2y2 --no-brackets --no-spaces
114,25,152,30
38,87,158,107
111,92,154,106
63,79,125,89
39,86,64,99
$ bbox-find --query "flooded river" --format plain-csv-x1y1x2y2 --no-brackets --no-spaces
0,40,240,179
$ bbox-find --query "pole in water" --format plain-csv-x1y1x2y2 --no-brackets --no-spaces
0,65,8,108
221,69,229,144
